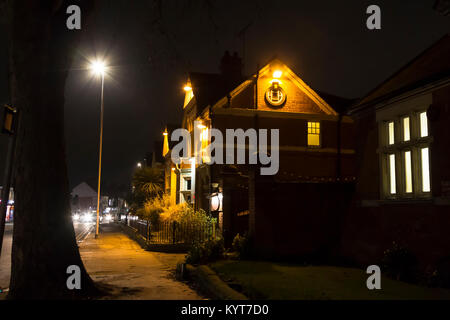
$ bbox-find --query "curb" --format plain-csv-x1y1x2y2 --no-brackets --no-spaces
184,264,248,300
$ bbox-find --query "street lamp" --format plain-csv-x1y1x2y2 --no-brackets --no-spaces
90,60,107,239
137,162,142,169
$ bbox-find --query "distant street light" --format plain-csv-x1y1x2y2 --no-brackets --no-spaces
137,162,142,169
90,60,108,239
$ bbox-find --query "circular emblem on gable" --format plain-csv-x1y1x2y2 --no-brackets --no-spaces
265,81,287,108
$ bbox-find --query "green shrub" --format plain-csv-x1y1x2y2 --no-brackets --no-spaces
186,238,225,265
232,233,252,259
382,241,417,282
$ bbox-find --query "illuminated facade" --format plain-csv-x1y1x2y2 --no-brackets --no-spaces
164,54,356,253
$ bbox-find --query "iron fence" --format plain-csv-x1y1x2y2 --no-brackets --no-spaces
127,217,220,244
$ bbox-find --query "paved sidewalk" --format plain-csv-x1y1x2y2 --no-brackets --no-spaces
0,224,13,293
80,223,203,300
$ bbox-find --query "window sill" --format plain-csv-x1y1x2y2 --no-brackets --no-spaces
360,198,433,207
360,197,450,207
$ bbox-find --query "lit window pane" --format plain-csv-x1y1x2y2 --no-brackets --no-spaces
420,112,428,137
421,148,430,192
404,151,412,193
388,122,395,145
308,134,320,146
403,117,410,141
389,154,396,194
307,122,320,146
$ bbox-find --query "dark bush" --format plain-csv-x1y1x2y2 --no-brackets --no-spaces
425,257,450,288
382,241,417,282
232,233,252,260
186,238,225,265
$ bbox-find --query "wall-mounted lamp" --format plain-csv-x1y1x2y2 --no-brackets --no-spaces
210,192,223,212
273,70,282,79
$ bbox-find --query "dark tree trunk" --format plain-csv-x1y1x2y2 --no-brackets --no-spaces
5,0,101,299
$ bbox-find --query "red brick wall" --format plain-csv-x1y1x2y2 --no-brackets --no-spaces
340,85,450,270
256,73,325,114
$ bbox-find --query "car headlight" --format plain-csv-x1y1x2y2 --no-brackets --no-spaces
105,214,112,221
73,214,80,221
82,213,92,222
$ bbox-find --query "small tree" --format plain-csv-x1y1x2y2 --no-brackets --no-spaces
131,167,164,210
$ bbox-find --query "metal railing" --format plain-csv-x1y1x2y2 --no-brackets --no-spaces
128,217,220,245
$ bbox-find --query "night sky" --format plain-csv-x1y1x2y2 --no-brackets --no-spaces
0,0,449,191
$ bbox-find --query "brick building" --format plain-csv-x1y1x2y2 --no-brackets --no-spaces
164,54,356,256
342,34,450,270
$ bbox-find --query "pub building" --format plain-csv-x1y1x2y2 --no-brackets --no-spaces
162,53,356,257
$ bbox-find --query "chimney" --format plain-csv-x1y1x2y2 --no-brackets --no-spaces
220,51,243,87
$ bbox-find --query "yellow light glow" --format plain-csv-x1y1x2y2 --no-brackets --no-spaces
388,121,395,145
273,70,282,79
403,117,410,142
163,131,168,136
171,167,176,171
184,85,192,92
90,60,107,75
404,151,412,193
421,147,430,192
307,121,320,147
420,112,428,137
269,79,282,85
389,154,396,194
197,124,206,129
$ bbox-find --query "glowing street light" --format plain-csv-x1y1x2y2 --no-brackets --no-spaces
91,60,107,76
137,162,142,169
90,59,108,239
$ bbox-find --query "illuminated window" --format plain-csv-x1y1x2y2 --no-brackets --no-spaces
389,154,396,194
404,151,412,193
420,112,428,137
388,121,395,145
380,110,431,199
403,117,410,142
307,122,320,147
421,147,430,192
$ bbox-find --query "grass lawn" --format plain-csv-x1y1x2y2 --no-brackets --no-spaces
210,260,450,300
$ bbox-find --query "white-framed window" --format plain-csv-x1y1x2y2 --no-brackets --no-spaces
388,121,395,145
307,121,321,147
380,110,431,199
419,112,428,137
402,116,410,142
388,154,396,195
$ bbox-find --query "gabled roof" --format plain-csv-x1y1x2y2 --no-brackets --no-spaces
212,58,342,116
315,91,357,115
352,34,450,112
71,182,97,198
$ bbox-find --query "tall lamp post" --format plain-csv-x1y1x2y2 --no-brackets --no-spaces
91,61,107,239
